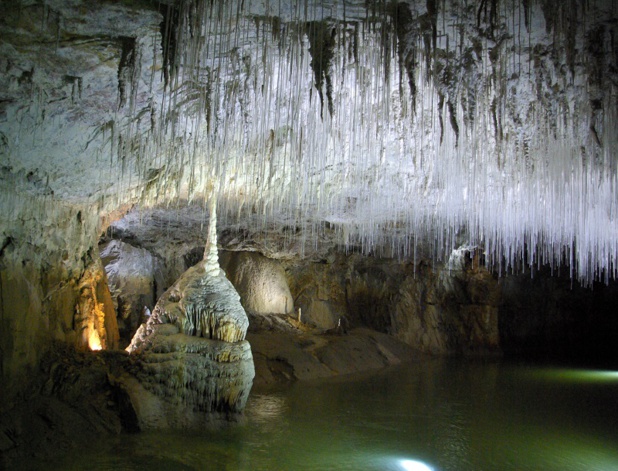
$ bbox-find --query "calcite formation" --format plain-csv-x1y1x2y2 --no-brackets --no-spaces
128,263,248,347
123,199,254,427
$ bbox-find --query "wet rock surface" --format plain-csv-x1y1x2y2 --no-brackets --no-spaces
248,318,418,391
117,324,254,429
0,347,129,469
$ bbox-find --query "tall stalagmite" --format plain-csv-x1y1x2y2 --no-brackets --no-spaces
121,196,254,429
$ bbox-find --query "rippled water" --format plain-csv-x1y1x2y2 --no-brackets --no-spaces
50,359,618,471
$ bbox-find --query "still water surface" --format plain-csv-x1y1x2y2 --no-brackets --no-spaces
53,359,618,470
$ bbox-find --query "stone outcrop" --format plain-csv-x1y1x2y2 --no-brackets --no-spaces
0,347,127,470
103,206,618,364
118,323,254,428
284,249,501,355
122,199,254,428
0,175,114,405
127,259,249,347
220,251,294,316
248,326,417,390
100,239,164,347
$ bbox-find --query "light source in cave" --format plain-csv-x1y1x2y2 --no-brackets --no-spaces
398,458,434,471
87,328,103,351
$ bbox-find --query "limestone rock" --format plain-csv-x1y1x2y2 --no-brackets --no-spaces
220,251,294,316
284,250,502,355
123,257,254,425
129,260,248,348
100,239,163,345
248,327,418,390
75,258,119,352
124,199,254,426
119,324,254,428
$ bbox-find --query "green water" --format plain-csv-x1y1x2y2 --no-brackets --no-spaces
52,359,618,471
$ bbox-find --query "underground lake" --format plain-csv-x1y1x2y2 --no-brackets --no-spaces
37,358,618,471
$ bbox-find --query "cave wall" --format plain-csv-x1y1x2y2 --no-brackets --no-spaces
101,215,618,361
219,251,294,316
283,250,618,360
100,239,165,347
0,0,163,405
283,250,501,355
0,189,119,407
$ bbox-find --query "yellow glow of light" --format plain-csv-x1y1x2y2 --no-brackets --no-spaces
88,330,103,351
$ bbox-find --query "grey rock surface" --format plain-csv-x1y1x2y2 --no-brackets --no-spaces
220,251,294,316
100,239,163,346
128,260,249,347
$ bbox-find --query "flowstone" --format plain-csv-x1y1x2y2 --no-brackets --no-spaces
121,199,254,429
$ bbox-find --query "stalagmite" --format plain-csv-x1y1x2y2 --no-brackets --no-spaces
123,194,254,428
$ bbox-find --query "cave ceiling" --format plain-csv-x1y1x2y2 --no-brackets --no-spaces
1,0,617,282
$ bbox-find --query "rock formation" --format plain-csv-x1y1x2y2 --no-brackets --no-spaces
121,198,254,429
100,239,163,347
219,251,294,317
75,259,119,352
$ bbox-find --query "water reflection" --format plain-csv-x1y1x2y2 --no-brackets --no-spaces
533,368,618,383
247,393,287,424
44,359,618,471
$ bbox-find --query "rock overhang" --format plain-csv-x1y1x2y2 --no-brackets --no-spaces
1,0,617,283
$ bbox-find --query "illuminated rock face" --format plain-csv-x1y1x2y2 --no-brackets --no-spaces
220,251,294,316
75,259,119,352
128,261,249,348
127,198,249,346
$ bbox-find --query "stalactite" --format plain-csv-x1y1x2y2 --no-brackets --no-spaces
16,0,601,286
305,20,337,119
